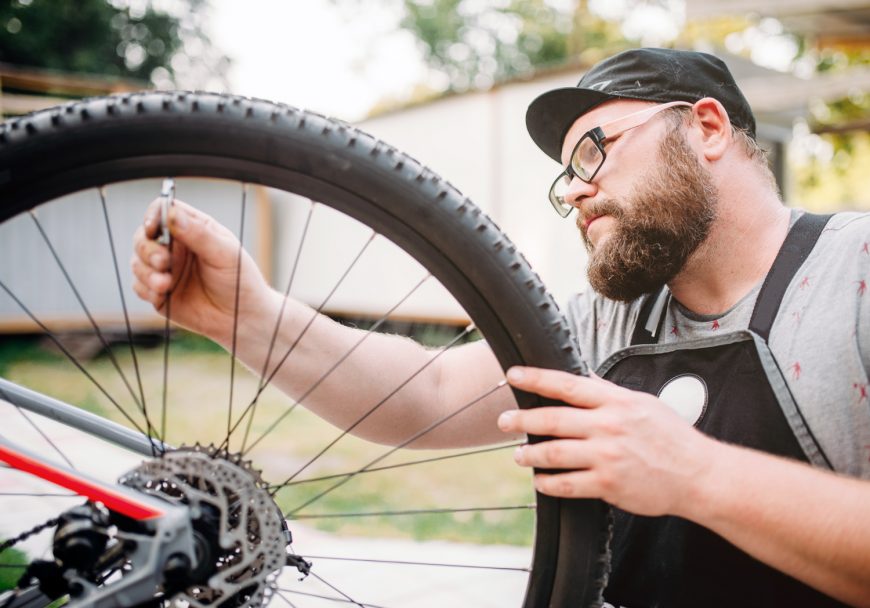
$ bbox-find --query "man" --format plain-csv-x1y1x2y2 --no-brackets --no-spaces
132,48,870,606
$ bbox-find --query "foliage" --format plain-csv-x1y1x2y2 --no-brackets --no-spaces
0,545,27,591
793,132,870,211
0,0,227,88
0,335,63,376
399,0,626,91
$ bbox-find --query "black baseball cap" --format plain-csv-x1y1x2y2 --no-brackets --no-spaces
526,47,756,163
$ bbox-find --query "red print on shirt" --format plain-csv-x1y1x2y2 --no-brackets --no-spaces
854,383,869,403
858,280,867,296
862,242,870,255
799,276,811,289
670,325,679,337
790,361,801,380
791,310,802,326
711,320,720,330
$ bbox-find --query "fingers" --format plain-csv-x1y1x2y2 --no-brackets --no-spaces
141,197,240,263
506,366,622,409
498,406,595,438
143,201,161,240
532,470,600,499
131,259,166,309
513,439,598,470
131,254,172,293
163,200,240,265
133,225,171,272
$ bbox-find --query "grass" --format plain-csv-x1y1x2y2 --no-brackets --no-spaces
0,332,534,547
0,546,27,591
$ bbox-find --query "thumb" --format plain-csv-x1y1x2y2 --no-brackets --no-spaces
167,200,240,267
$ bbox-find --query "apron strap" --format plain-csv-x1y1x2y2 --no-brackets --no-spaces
630,286,670,345
748,212,832,342
630,212,832,346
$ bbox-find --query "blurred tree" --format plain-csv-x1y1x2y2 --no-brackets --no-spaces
400,0,627,91
331,0,628,94
0,0,227,88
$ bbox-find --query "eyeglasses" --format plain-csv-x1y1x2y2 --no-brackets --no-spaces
548,101,693,217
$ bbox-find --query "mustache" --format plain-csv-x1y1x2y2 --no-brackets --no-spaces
575,198,624,232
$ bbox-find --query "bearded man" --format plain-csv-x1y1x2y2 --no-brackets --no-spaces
132,48,870,606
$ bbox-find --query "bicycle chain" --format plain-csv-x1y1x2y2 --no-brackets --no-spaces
0,517,60,555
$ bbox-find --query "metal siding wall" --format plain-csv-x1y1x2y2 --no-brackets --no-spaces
0,179,265,333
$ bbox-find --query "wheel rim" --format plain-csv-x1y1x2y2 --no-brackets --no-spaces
0,93,610,608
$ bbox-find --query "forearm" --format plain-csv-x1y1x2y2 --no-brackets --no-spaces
228,288,512,447
684,441,870,606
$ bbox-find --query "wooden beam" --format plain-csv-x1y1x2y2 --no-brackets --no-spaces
0,92,71,116
739,66,870,113
812,118,870,134
0,62,144,97
686,0,870,19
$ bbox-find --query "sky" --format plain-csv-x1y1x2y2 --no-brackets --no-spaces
205,1,801,122
208,0,427,121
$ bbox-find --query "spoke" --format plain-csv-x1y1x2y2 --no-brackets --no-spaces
272,320,471,490
269,442,521,491
99,187,157,456
278,588,388,608
29,211,146,420
226,184,248,452
160,234,174,450
291,504,533,520
221,232,377,453
14,406,75,469
284,381,508,516
0,279,149,437
295,554,530,572
242,271,432,458
239,202,314,453
308,571,366,608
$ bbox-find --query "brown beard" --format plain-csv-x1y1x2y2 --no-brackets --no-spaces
578,126,718,301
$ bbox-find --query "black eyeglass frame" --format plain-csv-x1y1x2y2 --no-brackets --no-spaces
548,126,607,218
546,100,695,218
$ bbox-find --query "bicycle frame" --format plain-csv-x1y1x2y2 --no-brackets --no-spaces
0,378,197,608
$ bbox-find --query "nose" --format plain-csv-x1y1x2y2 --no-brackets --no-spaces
564,175,598,211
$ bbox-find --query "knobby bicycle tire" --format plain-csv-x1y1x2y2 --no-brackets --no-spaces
0,92,612,608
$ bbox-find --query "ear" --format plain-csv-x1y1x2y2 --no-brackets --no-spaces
689,97,731,161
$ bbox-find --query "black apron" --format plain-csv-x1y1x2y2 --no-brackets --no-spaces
597,213,847,608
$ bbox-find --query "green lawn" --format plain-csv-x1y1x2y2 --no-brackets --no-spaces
0,333,534,546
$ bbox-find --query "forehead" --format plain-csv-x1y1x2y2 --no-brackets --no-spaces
559,98,658,164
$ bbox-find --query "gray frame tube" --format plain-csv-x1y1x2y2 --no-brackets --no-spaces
0,378,165,456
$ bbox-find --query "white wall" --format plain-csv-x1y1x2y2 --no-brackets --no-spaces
358,73,591,312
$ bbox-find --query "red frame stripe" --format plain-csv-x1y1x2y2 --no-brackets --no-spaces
0,444,164,520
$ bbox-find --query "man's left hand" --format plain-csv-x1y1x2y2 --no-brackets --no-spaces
498,366,720,517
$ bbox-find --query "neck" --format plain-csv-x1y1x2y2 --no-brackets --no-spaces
668,188,791,316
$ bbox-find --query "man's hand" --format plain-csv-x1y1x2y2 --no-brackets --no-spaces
498,366,719,517
130,199,270,346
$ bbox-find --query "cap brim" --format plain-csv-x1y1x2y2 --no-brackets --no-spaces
526,87,613,164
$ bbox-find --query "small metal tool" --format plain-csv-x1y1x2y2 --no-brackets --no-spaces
157,178,176,246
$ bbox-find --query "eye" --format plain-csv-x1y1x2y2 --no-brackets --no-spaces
601,134,620,150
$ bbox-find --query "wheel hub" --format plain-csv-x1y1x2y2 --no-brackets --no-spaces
120,445,287,608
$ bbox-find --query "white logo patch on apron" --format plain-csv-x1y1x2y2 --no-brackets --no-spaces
657,374,708,426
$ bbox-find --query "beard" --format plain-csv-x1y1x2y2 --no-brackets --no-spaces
579,127,718,302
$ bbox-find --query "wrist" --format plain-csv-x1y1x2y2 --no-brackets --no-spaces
672,434,737,524
214,286,284,352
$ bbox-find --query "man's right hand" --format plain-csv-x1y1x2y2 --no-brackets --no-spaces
130,199,270,346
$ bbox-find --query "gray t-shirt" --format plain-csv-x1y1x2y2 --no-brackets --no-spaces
565,210,870,478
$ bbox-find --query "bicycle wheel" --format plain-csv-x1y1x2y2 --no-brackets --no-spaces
0,92,611,608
